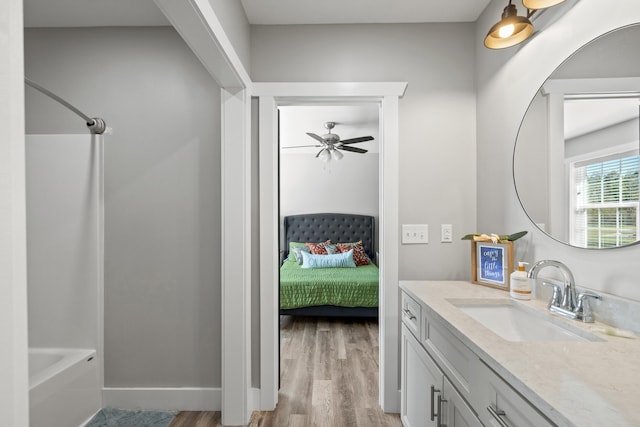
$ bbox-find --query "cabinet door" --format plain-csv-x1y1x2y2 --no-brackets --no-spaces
443,378,483,427
401,324,443,427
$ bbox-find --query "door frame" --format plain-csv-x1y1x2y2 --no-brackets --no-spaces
254,82,407,413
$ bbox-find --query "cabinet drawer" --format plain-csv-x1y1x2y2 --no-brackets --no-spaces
401,292,421,338
421,311,477,403
478,363,555,427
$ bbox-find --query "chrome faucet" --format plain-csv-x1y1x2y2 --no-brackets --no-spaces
527,260,601,323
528,259,578,311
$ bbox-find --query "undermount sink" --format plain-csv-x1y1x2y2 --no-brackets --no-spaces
448,299,603,342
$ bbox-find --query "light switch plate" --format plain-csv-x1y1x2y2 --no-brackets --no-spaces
441,224,453,243
402,224,428,244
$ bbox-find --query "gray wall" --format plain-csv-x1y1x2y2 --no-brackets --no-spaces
280,153,379,220
25,27,222,387
252,23,477,280
476,0,640,301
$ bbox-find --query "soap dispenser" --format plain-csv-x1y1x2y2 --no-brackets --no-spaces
510,262,531,300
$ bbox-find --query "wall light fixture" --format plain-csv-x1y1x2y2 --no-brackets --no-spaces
484,0,567,49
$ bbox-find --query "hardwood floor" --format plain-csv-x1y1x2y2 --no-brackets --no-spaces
170,316,401,427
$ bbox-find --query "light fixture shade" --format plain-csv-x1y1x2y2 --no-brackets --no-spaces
522,0,566,10
484,3,534,49
331,149,344,161
319,149,331,162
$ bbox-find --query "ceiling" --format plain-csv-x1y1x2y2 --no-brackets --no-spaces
240,0,492,25
23,0,492,27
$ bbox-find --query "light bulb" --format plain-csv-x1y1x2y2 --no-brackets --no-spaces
331,149,344,161
319,149,331,162
499,23,515,38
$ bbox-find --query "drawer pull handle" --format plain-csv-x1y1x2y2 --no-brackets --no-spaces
403,308,417,321
487,405,509,427
430,385,440,421
437,394,447,427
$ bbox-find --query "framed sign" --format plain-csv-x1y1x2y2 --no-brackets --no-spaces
471,241,514,290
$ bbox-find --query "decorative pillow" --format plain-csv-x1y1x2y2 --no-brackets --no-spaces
291,246,310,265
301,249,356,269
336,241,370,266
288,242,308,263
306,240,332,255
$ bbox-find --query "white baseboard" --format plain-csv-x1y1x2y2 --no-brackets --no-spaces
102,387,221,411
249,387,262,411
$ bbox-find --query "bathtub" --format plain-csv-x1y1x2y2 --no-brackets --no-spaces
29,348,101,427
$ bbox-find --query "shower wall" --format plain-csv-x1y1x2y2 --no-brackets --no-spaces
24,26,223,393
26,134,101,349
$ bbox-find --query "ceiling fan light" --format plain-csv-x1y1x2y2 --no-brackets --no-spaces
331,149,344,161
522,0,566,10
319,149,331,162
484,2,534,49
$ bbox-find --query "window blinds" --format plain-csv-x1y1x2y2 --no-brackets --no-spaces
573,152,639,248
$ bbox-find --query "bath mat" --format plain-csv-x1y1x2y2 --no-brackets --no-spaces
85,407,176,427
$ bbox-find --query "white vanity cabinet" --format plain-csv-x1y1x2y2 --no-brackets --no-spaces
401,291,482,427
401,289,555,427
401,325,481,427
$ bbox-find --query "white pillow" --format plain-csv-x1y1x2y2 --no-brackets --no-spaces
301,249,356,268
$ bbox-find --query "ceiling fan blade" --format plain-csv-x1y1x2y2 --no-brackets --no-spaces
306,132,326,144
339,136,374,145
282,144,323,149
339,145,368,154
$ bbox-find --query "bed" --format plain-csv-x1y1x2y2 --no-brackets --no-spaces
280,213,379,317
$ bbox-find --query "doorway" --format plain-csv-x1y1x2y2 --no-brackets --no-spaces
255,82,406,413
278,102,381,384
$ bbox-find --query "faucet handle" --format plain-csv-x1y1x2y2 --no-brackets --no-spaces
575,292,601,323
542,281,562,308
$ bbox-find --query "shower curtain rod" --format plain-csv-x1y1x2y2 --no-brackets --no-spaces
24,77,107,135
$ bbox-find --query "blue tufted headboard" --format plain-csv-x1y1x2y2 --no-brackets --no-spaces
283,213,376,260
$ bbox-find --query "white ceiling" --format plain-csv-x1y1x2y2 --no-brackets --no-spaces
240,0,493,25
23,0,492,27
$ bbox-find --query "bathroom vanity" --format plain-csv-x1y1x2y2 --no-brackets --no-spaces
400,281,640,427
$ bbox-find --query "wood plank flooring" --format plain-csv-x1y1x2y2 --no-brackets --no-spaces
170,316,401,427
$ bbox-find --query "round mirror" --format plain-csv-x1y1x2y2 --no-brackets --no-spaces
514,24,640,249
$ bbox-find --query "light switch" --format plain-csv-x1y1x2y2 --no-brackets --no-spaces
402,224,428,244
441,224,453,243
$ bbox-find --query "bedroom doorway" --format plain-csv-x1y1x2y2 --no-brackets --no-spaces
277,103,381,386
256,82,406,413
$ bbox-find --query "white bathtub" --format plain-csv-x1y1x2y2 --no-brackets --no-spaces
29,348,101,427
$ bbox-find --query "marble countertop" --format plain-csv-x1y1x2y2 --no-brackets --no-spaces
400,280,640,427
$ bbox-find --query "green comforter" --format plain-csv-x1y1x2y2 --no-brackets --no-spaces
280,260,379,309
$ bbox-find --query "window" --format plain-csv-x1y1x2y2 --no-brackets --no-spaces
570,150,639,248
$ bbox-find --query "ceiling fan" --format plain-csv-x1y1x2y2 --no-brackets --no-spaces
283,121,374,161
